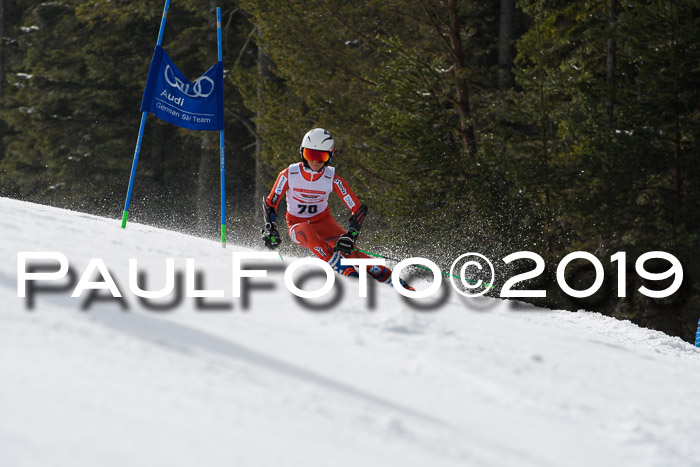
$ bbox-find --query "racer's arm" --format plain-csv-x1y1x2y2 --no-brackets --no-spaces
262,168,289,249
332,175,362,215
332,175,369,254
263,168,290,223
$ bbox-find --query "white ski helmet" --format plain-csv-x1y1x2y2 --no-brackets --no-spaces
299,128,335,167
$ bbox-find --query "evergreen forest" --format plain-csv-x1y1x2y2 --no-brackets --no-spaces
1,0,699,341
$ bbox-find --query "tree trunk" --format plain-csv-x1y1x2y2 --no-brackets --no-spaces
196,133,217,232
0,0,4,100
671,5,681,232
0,0,5,163
673,111,681,231
605,0,617,122
447,0,477,157
254,32,273,222
498,0,515,88
196,1,219,234
151,124,165,183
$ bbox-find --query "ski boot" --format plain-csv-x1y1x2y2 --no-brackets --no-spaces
328,252,359,278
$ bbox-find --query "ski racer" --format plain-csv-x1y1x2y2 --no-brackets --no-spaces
261,128,412,290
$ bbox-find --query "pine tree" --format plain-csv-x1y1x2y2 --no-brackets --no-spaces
512,0,700,340
0,1,256,233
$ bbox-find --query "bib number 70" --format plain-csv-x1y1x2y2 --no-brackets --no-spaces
298,205,318,214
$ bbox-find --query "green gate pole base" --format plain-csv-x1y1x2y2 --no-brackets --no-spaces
121,210,129,229
221,224,227,248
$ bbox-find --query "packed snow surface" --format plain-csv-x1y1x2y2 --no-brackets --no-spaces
1,197,699,467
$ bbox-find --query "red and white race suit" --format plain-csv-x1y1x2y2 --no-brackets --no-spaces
265,163,385,272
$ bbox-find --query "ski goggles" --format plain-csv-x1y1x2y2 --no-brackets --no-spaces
302,148,331,163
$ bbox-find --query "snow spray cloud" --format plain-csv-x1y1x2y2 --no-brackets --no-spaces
16,250,684,312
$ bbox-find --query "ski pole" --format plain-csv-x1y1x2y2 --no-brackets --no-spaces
356,249,495,289
356,248,402,263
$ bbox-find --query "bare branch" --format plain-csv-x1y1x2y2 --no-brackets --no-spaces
418,0,459,63
229,110,259,140
234,26,256,69
317,0,393,61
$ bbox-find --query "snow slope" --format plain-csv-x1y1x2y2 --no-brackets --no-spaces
1,197,699,467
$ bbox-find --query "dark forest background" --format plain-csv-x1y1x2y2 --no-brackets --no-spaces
1,0,699,342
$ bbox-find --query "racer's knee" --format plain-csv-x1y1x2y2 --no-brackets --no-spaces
288,224,309,248
289,224,333,261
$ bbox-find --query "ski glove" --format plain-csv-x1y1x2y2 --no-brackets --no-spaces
262,222,282,250
334,228,358,255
